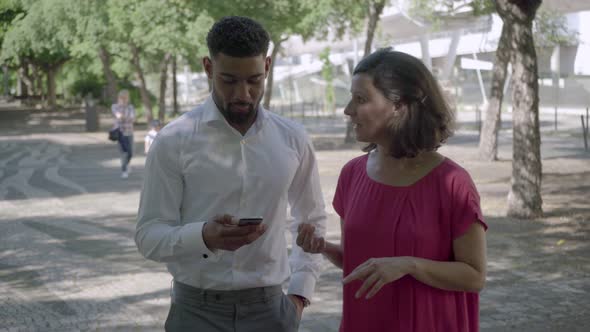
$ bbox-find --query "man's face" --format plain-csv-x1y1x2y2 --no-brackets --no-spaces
203,53,271,127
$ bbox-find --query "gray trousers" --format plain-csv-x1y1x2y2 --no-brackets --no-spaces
165,281,300,332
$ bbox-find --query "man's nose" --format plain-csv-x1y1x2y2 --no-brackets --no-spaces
234,82,250,101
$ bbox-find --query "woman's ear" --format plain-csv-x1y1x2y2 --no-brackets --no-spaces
392,101,405,116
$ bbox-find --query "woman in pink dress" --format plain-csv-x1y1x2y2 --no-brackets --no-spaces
297,49,487,331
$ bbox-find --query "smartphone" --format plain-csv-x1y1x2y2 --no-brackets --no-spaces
238,217,263,226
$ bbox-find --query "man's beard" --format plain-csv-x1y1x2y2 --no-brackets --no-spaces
211,89,263,126
226,102,256,125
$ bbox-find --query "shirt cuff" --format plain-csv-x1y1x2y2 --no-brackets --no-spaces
287,271,317,302
180,222,221,262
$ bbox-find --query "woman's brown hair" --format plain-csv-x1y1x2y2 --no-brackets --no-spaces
353,48,455,158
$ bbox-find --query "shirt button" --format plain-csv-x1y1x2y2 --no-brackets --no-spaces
202,254,208,259
240,140,245,145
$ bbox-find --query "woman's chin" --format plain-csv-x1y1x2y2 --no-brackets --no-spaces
355,135,369,143
353,130,369,143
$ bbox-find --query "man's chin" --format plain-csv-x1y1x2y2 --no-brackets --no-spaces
228,110,252,125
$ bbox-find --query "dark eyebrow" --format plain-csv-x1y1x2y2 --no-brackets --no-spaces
220,73,264,80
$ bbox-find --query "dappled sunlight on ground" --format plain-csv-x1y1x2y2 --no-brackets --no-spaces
1,112,589,331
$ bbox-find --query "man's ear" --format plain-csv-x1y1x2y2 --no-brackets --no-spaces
264,56,272,78
203,57,213,80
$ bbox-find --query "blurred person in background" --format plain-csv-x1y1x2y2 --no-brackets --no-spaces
112,89,135,179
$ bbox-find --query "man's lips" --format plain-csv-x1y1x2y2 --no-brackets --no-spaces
230,104,251,113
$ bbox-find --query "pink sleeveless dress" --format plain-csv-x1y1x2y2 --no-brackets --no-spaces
333,155,487,332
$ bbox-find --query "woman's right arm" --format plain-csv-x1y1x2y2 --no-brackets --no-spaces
297,218,344,269
112,104,122,120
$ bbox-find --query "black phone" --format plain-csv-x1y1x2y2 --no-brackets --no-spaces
238,217,263,226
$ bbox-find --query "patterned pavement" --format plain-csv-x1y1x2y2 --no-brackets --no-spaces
0,110,589,331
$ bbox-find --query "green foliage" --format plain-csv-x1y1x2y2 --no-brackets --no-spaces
58,55,103,99
183,12,214,71
67,1,112,58
1,0,72,67
0,0,25,46
198,0,329,43
108,0,208,62
70,74,104,99
469,0,494,16
299,0,366,40
534,9,579,48
409,0,494,29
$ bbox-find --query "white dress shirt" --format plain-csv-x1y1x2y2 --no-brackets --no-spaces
135,96,327,300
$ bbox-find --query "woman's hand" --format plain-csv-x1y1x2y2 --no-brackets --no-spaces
296,223,325,254
343,257,414,299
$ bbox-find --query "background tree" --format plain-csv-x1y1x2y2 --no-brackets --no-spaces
479,3,578,161
319,47,336,115
0,0,25,96
533,8,579,49
499,0,544,218
393,0,545,218
196,0,325,110
68,0,119,105
324,0,387,143
1,0,73,109
108,0,210,123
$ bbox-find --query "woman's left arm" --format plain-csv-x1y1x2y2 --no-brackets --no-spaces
344,222,486,299
409,222,486,292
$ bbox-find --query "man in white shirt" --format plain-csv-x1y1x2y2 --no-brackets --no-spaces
135,16,327,332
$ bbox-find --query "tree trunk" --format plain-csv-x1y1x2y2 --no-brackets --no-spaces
98,46,118,105
33,65,43,100
172,55,179,116
46,67,57,109
498,0,543,218
478,22,512,161
346,0,386,143
363,0,386,57
130,43,153,123
263,39,282,110
18,62,33,97
2,65,9,96
158,53,172,123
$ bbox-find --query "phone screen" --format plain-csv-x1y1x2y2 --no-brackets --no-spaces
238,218,263,226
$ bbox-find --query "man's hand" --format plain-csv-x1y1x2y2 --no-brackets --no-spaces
202,214,267,251
287,294,304,319
296,223,325,254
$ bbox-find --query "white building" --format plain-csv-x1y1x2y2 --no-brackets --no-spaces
274,0,590,112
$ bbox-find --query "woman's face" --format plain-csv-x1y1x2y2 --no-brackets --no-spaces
118,94,129,105
344,73,397,144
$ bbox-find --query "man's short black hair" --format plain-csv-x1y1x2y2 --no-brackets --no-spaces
206,16,270,58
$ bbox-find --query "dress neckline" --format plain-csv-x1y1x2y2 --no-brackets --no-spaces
361,153,448,189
